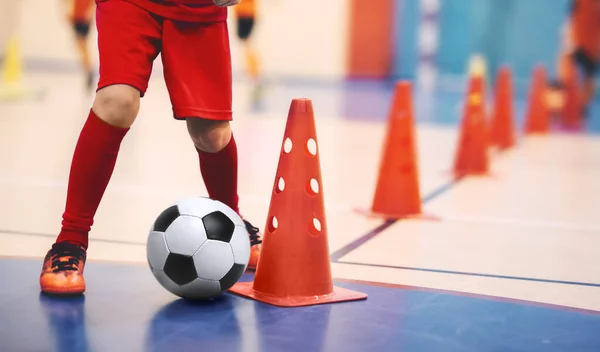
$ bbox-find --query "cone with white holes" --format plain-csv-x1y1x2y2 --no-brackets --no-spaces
229,98,367,307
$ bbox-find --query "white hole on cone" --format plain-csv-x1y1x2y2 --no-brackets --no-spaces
308,217,322,237
306,178,319,196
276,177,285,193
305,138,317,156
267,216,278,233
283,138,293,153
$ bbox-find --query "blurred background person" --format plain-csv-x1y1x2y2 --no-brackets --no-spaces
65,0,96,91
549,0,600,117
234,0,263,101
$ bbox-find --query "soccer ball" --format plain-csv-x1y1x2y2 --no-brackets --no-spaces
147,197,250,300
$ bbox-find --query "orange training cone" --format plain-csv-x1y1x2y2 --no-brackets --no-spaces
453,75,490,177
356,81,429,219
561,58,583,129
229,99,367,307
490,66,515,149
524,64,550,134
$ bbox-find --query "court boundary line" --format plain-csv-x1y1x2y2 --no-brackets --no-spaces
335,260,600,288
333,277,600,315
329,146,534,262
0,229,145,246
329,177,464,261
1,255,598,315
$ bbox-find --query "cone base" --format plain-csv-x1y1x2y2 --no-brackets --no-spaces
354,207,439,221
228,282,368,307
450,169,493,180
524,128,550,135
491,141,515,150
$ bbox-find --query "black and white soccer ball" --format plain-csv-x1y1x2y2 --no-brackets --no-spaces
147,197,250,300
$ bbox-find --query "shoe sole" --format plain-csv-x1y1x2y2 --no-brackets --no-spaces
40,286,86,295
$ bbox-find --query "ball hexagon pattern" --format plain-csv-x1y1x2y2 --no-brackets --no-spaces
146,197,250,300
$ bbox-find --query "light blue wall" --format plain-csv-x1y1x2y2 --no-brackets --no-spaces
393,0,578,94
393,0,420,79
465,0,569,81
435,0,472,77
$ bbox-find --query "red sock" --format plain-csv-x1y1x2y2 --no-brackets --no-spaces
197,134,239,214
56,110,129,249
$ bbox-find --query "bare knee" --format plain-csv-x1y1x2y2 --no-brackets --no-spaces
187,118,232,153
92,84,141,128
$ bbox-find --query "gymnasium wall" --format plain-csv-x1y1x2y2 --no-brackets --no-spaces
0,0,352,80
434,0,572,88
0,0,589,88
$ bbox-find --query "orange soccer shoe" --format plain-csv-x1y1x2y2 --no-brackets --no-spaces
243,219,262,271
40,242,87,295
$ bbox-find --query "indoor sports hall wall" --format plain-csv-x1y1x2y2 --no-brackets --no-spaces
434,0,572,87
391,0,581,95
0,0,588,89
1,0,352,80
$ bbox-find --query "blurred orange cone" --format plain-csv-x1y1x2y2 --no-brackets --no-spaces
524,65,550,134
453,75,490,177
356,81,430,219
490,66,515,149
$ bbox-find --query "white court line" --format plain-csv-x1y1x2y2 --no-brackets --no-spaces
5,177,598,232
0,176,354,213
441,214,600,233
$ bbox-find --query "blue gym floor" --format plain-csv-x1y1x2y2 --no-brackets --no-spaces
2,258,600,352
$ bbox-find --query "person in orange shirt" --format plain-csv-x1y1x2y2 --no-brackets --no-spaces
551,0,600,117
234,0,262,99
66,0,96,90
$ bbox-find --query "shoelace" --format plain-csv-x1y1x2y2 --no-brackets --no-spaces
244,220,263,246
49,243,86,273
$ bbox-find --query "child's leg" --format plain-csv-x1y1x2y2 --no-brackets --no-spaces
40,0,162,295
582,76,596,109
161,19,262,270
581,57,597,113
571,49,597,116
187,119,239,214
72,20,94,88
237,16,259,80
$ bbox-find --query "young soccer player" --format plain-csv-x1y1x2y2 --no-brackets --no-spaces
234,0,263,100
66,0,96,90
235,0,259,78
40,0,263,295
551,0,600,117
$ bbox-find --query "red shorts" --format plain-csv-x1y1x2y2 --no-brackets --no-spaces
96,0,232,120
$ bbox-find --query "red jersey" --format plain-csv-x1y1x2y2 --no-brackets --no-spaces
571,0,600,59
121,0,228,22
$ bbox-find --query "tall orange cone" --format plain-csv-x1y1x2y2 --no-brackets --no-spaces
355,81,427,219
524,65,550,134
453,74,489,177
561,58,583,129
490,66,515,149
229,99,367,307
